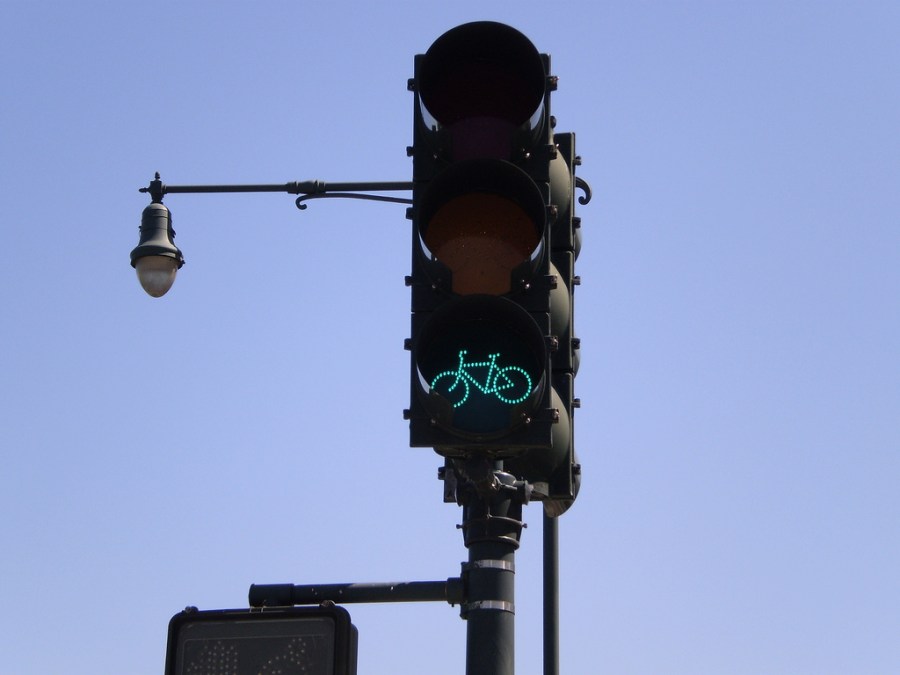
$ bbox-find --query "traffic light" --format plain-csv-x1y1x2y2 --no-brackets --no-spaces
505,130,582,515
405,22,581,510
165,606,358,675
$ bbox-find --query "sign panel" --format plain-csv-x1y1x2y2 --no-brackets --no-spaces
165,606,357,675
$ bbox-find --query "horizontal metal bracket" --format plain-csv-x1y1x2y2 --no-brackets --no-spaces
139,172,413,210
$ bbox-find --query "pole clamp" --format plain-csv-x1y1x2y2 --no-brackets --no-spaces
461,559,515,573
464,599,515,614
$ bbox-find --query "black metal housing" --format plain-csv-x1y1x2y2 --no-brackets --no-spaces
406,22,564,461
164,605,357,675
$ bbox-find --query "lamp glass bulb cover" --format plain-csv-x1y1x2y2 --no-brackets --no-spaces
135,255,178,297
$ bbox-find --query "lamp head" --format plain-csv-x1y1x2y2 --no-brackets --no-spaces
131,201,184,297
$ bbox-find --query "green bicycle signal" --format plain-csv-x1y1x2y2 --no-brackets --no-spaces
430,349,533,409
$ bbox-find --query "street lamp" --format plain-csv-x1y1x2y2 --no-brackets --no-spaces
130,173,183,298
129,172,412,297
130,199,184,298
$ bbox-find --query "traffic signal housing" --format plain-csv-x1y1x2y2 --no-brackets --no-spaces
405,22,581,509
165,606,358,675
505,130,582,514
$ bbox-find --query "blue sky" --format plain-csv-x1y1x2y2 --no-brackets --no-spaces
1,1,898,673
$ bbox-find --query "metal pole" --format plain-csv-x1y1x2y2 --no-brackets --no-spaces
456,463,526,675
464,540,516,675
543,511,559,675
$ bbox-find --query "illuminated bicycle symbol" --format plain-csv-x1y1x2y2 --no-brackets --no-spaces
430,350,533,409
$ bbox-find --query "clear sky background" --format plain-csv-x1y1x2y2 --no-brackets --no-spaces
1,1,898,673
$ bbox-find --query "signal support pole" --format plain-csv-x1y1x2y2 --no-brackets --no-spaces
543,512,560,675
453,460,529,675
